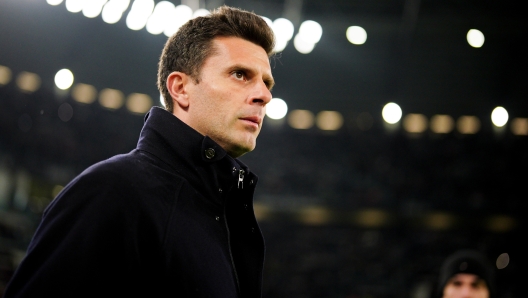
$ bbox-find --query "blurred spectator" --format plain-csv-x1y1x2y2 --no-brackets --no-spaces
433,249,496,298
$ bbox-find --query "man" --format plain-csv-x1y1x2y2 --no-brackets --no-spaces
435,249,496,298
4,5,275,297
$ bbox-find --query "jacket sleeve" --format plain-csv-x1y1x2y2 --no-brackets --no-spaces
3,161,165,297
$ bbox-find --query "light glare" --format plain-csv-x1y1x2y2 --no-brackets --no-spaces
457,116,480,134
99,88,124,109
403,113,427,133
16,72,41,93
47,0,64,5
266,98,288,120
72,83,97,104
65,0,85,13
382,102,402,124
511,118,528,135
54,69,74,90
273,18,294,41
346,26,367,45
293,34,315,54
431,115,454,134
467,29,485,48
146,1,175,35
272,18,294,49
298,20,322,44
102,0,130,24
316,111,343,131
273,38,288,53
163,5,192,36
491,106,508,127
192,8,210,18
288,110,314,129
0,65,12,85
126,93,152,114
82,0,107,18
126,0,155,31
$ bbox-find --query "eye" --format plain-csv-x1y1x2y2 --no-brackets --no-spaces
232,70,246,81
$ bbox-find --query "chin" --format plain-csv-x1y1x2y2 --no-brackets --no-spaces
228,143,255,158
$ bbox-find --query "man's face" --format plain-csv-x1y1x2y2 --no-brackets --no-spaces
185,36,274,157
443,273,489,298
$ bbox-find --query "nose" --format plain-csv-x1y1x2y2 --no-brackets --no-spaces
459,286,473,298
250,80,272,106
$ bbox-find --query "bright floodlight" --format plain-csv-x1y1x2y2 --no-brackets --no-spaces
273,38,288,53
163,4,193,36
126,0,155,31
83,0,108,18
298,20,322,44
382,102,402,124
192,8,210,18
146,1,175,35
47,0,64,5
102,0,130,24
54,69,74,90
272,18,294,51
266,98,288,120
346,26,367,45
491,106,508,127
293,34,315,54
467,29,485,48
65,0,84,13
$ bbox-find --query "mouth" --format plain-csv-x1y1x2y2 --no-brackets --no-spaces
240,116,261,127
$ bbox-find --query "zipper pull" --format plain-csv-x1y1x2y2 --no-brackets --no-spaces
238,169,245,189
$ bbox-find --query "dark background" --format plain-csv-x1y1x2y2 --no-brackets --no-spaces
0,0,526,297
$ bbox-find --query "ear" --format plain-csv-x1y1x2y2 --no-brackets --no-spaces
166,71,190,109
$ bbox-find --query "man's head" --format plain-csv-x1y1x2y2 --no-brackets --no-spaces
157,6,276,158
157,5,275,112
437,250,495,298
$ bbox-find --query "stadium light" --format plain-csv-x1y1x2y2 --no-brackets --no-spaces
382,102,402,124
266,98,288,120
54,68,74,90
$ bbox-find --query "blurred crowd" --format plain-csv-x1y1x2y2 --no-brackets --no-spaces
1,83,525,297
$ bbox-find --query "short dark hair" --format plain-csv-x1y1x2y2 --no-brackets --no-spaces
157,5,276,112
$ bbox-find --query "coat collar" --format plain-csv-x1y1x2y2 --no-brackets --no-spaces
136,106,252,178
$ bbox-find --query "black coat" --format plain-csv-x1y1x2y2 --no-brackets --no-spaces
4,107,265,297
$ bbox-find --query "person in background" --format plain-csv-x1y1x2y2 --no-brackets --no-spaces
4,5,275,297
434,249,496,298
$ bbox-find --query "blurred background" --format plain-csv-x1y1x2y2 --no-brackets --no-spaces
0,0,526,297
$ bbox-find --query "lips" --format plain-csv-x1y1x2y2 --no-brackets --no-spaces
240,116,261,125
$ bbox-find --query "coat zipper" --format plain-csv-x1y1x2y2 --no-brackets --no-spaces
238,169,244,189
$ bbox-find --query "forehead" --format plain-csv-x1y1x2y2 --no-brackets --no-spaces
208,37,272,70
449,273,482,283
